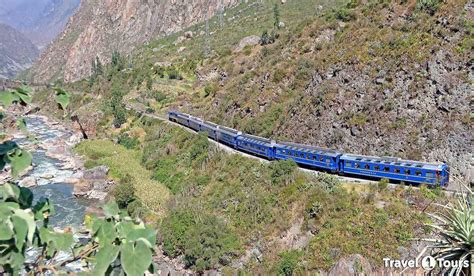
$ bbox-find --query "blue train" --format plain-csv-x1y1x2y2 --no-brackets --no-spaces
168,111,450,186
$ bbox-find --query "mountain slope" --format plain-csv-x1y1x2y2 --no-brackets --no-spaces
0,23,39,79
129,0,472,185
0,0,80,49
28,0,239,83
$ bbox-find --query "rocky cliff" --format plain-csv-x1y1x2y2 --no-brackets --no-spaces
0,23,39,79
28,0,239,83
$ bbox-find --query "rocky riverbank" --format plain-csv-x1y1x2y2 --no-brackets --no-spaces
0,114,112,227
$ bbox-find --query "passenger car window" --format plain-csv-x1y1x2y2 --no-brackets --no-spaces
374,165,380,171
405,169,411,175
364,164,370,169
384,167,390,172
415,171,422,176
355,163,360,168
394,168,400,173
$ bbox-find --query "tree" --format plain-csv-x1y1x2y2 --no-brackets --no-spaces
95,56,103,75
273,3,281,29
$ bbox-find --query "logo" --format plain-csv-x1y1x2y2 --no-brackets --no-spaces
421,256,436,271
383,256,469,271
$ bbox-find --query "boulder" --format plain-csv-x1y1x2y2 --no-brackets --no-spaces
234,35,260,52
329,254,372,276
83,166,109,180
40,173,54,179
19,176,37,187
73,180,91,196
184,31,194,39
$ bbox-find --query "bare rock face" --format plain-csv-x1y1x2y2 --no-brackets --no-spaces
29,0,239,83
329,254,372,276
0,23,39,79
234,35,261,52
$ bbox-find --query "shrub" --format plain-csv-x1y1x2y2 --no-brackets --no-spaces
334,8,356,22
160,210,240,272
146,74,153,90
153,91,167,102
272,68,286,83
113,174,136,209
269,159,297,186
416,0,441,15
154,66,165,78
113,106,127,128
378,178,389,190
127,199,148,219
203,83,218,98
189,133,209,165
167,68,183,80
260,30,277,46
316,173,341,192
118,133,139,149
276,250,302,276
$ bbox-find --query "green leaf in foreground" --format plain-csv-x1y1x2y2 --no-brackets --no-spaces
17,118,27,133
92,243,120,275
5,148,32,177
54,88,70,110
103,201,120,219
120,240,152,276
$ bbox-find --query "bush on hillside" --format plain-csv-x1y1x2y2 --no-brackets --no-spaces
118,133,139,149
160,210,240,272
113,174,136,209
269,159,297,186
276,250,302,276
260,30,277,45
167,68,183,80
416,0,441,15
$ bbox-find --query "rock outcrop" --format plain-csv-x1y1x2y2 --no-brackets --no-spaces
29,0,239,83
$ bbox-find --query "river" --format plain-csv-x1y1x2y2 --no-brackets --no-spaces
16,116,93,228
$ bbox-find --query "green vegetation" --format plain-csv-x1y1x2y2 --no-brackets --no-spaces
416,0,441,15
422,188,474,275
0,88,156,275
75,140,170,218
276,250,303,276
134,121,432,272
160,210,240,272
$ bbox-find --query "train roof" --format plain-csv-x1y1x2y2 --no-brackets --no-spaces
203,120,218,128
276,141,342,157
218,125,240,135
340,154,446,170
239,133,273,145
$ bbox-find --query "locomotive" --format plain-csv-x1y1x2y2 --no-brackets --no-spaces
168,110,450,186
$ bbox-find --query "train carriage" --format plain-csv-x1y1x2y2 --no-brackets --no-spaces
340,154,449,186
169,110,191,127
187,116,202,132
200,121,218,140
274,142,342,172
236,134,275,159
216,126,241,148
